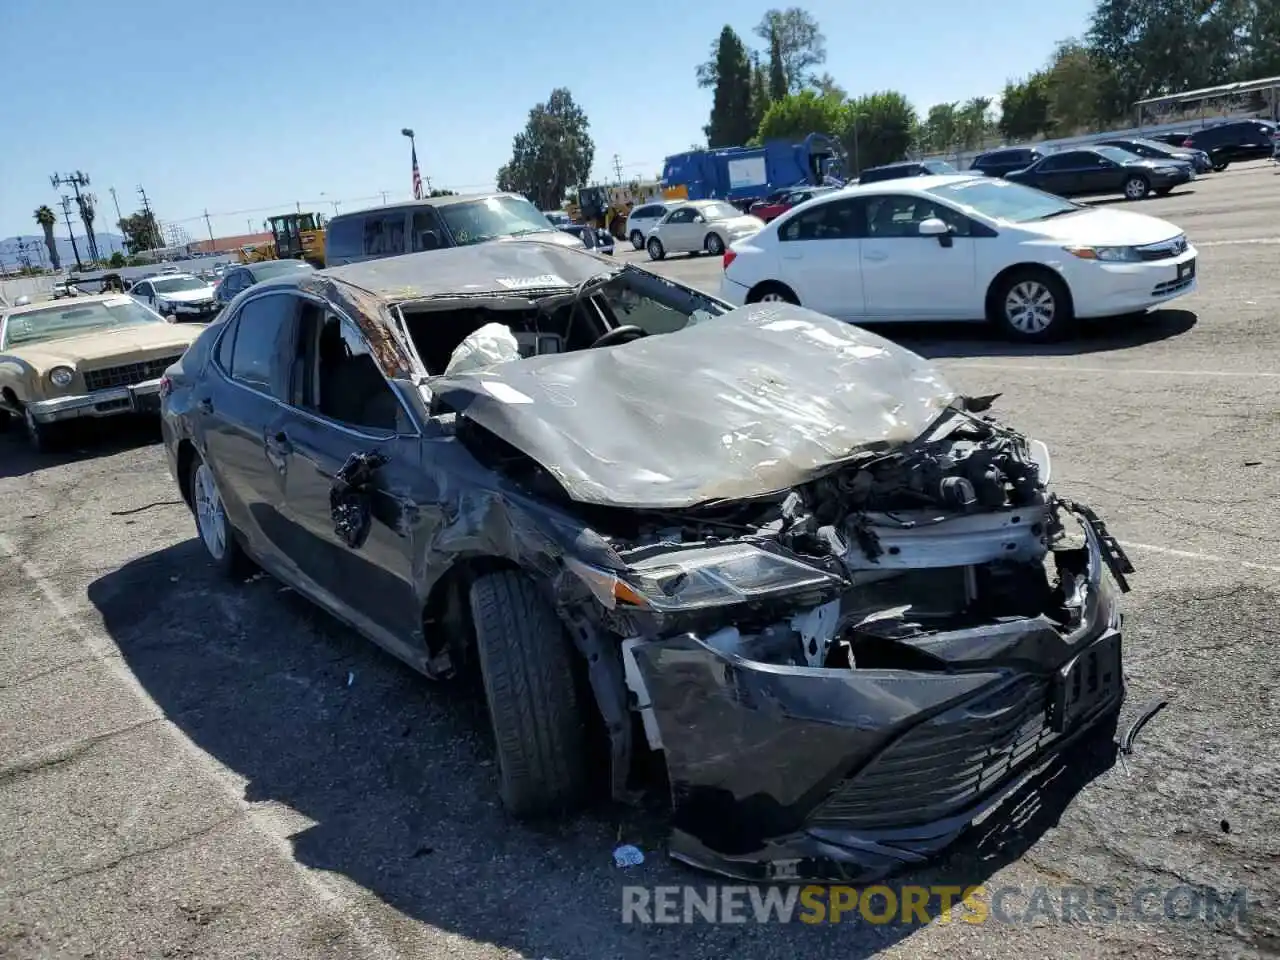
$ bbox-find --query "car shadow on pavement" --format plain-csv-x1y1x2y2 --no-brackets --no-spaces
0,416,162,480
884,308,1197,360
1083,190,1197,206
89,541,1118,959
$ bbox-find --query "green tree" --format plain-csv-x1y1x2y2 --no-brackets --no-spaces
495,88,595,211
117,210,161,254
767,25,788,100
756,90,845,143
957,96,994,149
755,8,826,94
814,72,847,101
1045,40,1112,133
843,92,917,173
999,73,1051,140
32,205,60,271
748,53,772,134
922,102,960,152
107,251,126,268
428,188,457,197
703,26,754,147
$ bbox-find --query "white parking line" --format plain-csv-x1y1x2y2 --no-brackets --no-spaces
1196,237,1280,246
945,362,1280,379
0,534,403,959
1121,541,1280,576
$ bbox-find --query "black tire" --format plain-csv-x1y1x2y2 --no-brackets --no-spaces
746,281,799,306
469,570,588,818
990,267,1075,343
0,408,11,432
705,233,725,256
23,408,61,453
1212,162,1229,172
646,237,665,261
1123,175,1150,200
630,230,644,250
187,449,253,579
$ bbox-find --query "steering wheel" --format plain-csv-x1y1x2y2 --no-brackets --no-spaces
589,325,648,349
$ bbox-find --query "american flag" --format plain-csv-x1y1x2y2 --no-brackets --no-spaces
411,144,423,200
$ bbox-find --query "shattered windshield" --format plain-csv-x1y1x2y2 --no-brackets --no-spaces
440,196,559,245
1,298,164,348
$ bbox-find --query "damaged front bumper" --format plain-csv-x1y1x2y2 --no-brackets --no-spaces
622,504,1130,883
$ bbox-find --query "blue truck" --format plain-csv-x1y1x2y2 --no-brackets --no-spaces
661,133,846,209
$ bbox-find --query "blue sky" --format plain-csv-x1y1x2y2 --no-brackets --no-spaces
0,0,1093,242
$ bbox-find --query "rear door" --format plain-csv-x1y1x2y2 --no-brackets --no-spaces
774,196,865,320
273,297,422,644
197,292,300,568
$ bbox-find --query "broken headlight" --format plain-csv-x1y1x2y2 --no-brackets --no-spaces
621,544,842,612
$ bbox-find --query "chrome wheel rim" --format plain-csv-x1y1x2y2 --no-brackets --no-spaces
1125,178,1146,198
707,235,723,254
631,232,643,249
647,241,661,258
1005,281,1056,333
193,463,227,560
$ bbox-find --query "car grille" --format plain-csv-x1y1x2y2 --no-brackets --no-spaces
808,675,1054,830
84,354,183,392
1136,236,1188,261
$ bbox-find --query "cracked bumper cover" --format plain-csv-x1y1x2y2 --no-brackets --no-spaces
627,514,1126,884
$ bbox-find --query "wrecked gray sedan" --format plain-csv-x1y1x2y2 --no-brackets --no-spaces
158,240,1133,883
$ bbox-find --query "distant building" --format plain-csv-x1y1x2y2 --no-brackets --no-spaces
189,232,273,254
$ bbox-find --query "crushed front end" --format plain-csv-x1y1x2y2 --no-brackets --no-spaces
568,403,1133,883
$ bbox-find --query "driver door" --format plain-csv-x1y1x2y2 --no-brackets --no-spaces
661,207,699,252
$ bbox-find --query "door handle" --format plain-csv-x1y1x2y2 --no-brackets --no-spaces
864,250,888,262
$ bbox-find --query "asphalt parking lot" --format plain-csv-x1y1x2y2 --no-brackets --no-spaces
3,163,1279,960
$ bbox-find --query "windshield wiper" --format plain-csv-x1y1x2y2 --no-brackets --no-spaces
507,227,554,237
1037,208,1082,221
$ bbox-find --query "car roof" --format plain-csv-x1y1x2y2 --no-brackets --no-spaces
329,192,525,221
144,273,202,281
838,173,987,196
269,241,616,306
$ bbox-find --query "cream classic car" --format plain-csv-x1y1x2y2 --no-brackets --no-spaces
0,294,205,451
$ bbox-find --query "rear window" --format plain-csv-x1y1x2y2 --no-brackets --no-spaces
326,215,363,261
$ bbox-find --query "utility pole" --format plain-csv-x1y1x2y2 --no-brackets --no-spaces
380,190,388,205
52,171,100,263
108,187,124,257
137,185,157,252
203,209,216,249
612,154,623,184
58,195,83,271
246,219,254,235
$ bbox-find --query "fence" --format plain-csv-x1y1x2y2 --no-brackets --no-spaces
0,276,55,304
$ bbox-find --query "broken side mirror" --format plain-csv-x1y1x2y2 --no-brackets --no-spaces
918,217,953,248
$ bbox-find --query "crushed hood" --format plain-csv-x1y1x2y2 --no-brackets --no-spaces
430,304,956,508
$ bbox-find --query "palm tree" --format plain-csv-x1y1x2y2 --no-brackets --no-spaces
33,206,60,271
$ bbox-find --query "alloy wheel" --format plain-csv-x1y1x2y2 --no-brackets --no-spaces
193,463,228,560
1004,280,1056,334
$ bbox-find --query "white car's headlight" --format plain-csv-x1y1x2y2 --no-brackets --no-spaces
49,366,75,388
1064,245,1140,262
570,544,843,613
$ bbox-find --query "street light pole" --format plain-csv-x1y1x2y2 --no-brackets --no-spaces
402,128,417,197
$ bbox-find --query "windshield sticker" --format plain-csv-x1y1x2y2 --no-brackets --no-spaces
495,274,567,290
483,381,534,404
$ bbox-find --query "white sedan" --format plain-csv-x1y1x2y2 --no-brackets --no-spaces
646,200,764,261
720,174,1198,341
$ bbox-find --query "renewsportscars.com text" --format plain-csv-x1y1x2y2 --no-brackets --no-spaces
621,884,1249,926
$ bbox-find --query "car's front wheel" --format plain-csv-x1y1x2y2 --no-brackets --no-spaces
189,451,253,578
991,267,1074,342
1212,160,1229,172
646,237,665,260
23,408,60,453
469,570,588,818
629,230,644,250
1123,175,1150,200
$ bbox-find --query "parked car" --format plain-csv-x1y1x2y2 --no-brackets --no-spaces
1095,137,1212,173
749,185,839,223
969,147,1046,179
0,294,203,450
159,239,1132,883
858,160,958,185
324,193,581,267
645,200,764,260
720,173,1197,341
130,273,220,323
1148,131,1194,148
215,259,315,306
543,210,571,226
557,224,615,255
1005,146,1192,200
624,200,679,250
1183,119,1278,171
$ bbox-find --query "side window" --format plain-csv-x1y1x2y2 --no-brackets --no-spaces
298,307,406,434
779,198,862,241
134,282,153,297
326,216,362,260
363,213,406,257
216,315,238,370
865,195,936,238
666,208,696,224
1037,153,1077,172
411,210,443,252
227,294,298,399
